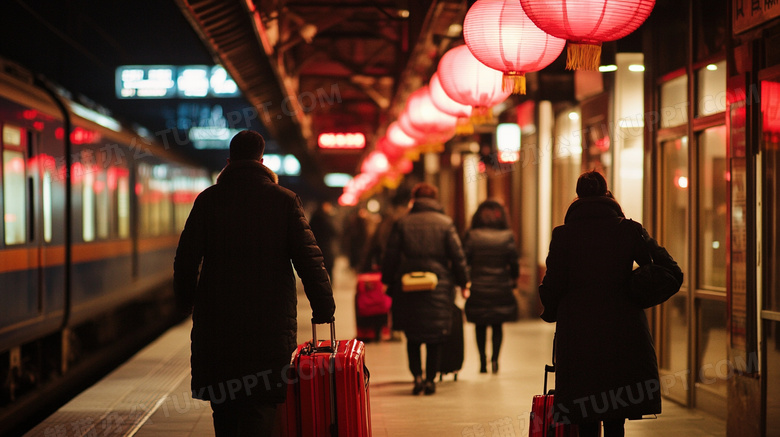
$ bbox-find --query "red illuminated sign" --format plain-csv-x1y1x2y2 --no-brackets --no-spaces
318,132,366,149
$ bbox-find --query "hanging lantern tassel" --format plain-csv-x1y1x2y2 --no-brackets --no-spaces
566,42,602,71
503,72,526,94
470,106,493,125
455,117,474,136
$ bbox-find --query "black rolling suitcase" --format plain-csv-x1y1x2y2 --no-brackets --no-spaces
439,304,464,381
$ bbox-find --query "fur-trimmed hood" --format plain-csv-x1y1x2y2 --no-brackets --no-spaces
216,160,279,184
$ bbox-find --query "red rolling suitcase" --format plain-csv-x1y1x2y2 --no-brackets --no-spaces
529,334,578,437
355,272,391,342
276,320,372,437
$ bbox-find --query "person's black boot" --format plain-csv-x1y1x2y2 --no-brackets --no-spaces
491,359,499,374
412,376,424,395
424,380,436,395
479,354,487,373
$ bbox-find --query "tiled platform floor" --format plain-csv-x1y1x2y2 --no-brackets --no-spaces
25,258,726,437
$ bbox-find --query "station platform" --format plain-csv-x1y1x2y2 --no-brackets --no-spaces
24,258,726,437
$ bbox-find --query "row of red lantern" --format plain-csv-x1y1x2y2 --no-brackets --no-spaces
342,0,655,204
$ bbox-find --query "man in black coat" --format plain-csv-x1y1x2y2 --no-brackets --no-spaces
174,130,336,437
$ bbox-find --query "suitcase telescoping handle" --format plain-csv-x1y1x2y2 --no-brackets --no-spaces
310,318,340,436
310,317,337,352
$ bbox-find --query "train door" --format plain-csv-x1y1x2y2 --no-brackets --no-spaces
1,124,43,325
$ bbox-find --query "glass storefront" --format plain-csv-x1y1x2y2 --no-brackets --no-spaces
763,77,780,435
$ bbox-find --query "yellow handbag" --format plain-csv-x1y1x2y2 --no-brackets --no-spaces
401,271,438,292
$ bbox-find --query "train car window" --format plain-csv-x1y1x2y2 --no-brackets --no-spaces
3,125,27,245
112,166,130,239
137,163,154,237
95,167,109,240
82,167,96,242
155,165,173,235
43,169,52,242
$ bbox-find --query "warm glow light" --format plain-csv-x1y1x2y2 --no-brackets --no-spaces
599,65,618,72
318,132,366,149
568,112,580,121
676,175,689,189
628,64,645,72
496,123,521,163
366,199,380,213
706,64,718,71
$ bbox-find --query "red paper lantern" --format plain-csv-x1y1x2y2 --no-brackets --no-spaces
398,111,429,142
519,0,655,71
463,0,565,94
361,150,390,175
437,45,512,122
429,72,471,118
386,121,418,148
429,72,475,135
403,86,458,142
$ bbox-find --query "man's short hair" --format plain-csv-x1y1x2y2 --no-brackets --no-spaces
411,182,438,200
229,130,266,161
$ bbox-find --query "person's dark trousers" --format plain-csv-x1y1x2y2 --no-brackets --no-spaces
579,419,625,437
211,396,278,437
406,340,443,382
475,324,504,363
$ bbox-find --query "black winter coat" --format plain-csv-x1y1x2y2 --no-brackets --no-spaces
381,198,469,343
174,161,335,403
539,196,681,424
463,228,519,325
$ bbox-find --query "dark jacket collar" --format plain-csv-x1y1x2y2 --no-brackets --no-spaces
564,196,625,224
410,197,444,214
216,160,279,184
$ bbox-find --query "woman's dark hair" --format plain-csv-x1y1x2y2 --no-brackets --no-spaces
471,200,509,229
576,170,608,198
411,182,438,200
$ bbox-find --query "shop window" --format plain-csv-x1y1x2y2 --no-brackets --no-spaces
661,75,689,129
696,299,728,397
766,320,780,434
697,127,727,289
551,108,582,226
659,137,689,388
697,60,727,117
661,137,689,273
765,80,780,313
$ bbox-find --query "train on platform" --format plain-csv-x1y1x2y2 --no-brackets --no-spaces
0,58,211,432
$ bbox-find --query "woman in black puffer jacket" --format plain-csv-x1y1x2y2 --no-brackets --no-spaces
462,200,519,374
382,182,469,395
539,171,683,437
